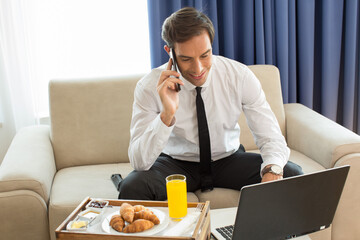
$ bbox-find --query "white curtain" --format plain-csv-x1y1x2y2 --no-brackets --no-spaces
0,0,38,131
0,0,150,163
0,0,150,132
0,39,16,163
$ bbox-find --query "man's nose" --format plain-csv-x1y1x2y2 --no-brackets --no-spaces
193,59,203,74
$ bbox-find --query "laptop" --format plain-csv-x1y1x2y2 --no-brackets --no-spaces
211,165,350,240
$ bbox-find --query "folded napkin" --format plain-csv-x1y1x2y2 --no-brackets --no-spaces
163,211,201,237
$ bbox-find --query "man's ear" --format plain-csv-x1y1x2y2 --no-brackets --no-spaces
164,45,171,54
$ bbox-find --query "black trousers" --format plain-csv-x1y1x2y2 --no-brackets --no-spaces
118,146,303,200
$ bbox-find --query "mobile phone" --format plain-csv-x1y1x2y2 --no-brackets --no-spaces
170,48,181,92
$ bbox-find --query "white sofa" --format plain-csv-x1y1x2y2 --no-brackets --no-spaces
1,65,359,240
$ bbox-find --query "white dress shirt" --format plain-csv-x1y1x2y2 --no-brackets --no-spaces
128,55,290,173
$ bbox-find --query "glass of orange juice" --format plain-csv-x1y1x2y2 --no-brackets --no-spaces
166,174,187,221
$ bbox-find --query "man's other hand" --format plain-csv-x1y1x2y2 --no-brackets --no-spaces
261,172,283,183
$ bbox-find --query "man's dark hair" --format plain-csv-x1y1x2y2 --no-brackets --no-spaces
161,7,215,49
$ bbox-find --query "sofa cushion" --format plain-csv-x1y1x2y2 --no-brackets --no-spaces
49,163,129,239
285,149,326,174
195,188,241,209
49,76,141,170
249,149,326,174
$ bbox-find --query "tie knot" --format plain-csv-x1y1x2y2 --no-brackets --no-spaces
196,87,202,95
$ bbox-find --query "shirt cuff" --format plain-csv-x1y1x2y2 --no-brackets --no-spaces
152,114,175,146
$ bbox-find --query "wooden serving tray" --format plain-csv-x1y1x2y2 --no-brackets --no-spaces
55,197,211,240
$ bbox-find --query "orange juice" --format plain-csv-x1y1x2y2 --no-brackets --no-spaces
166,175,187,219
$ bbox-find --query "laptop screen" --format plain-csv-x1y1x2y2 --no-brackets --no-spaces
212,166,349,240
233,166,349,239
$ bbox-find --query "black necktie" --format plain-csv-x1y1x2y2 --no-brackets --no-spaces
196,87,213,191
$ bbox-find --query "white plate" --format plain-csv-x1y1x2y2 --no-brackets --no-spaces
102,208,169,236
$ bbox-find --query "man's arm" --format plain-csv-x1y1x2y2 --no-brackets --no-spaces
241,68,290,181
128,100,173,171
128,59,183,171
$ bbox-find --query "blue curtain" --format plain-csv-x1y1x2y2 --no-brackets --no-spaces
147,0,360,133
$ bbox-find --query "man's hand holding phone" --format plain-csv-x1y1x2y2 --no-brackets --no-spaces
157,56,184,127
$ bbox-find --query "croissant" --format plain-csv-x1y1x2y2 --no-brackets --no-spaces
109,215,125,232
120,203,135,223
134,205,146,212
123,219,154,233
134,209,160,225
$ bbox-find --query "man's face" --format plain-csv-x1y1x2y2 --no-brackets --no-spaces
173,31,212,87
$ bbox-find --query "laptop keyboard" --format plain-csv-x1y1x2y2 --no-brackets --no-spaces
216,225,234,240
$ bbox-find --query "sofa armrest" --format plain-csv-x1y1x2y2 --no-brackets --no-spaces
332,153,360,239
286,103,360,239
0,125,56,203
0,190,50,240
284,103,360,169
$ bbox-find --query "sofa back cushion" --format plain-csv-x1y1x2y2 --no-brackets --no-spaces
49,76,140,170
49,65,285,169
239,65,286,150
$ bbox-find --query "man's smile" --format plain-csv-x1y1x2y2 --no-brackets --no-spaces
189,71,206,80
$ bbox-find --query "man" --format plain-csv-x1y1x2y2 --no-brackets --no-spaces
119,7,302,200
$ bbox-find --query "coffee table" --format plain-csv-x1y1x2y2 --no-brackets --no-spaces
210,207,311,240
